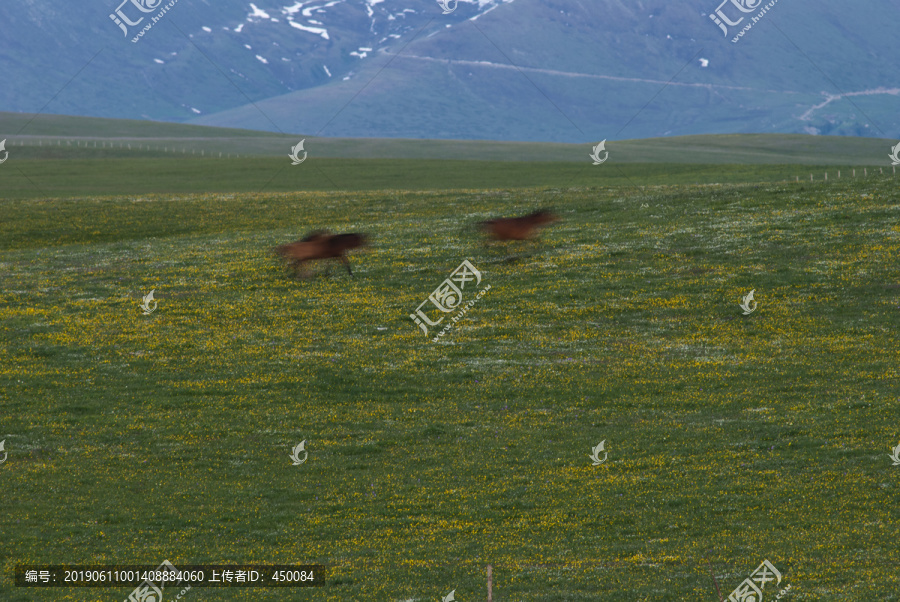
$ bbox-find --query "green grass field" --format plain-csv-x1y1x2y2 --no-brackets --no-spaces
4,113,896,204
2,164,900,600
4,111,896,163
4,156,889,201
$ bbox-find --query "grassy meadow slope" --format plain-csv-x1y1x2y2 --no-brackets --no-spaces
1,173,899,599
2,110,896,161
1,113,898,200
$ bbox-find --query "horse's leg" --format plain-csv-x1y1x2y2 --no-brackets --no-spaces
482,229,501,250
340,255,353,277
296,259,312,279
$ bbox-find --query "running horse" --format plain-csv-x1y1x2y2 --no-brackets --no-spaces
479,209,559,241
274,230,367,278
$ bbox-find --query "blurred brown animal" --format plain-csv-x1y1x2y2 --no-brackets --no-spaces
479,209,559,241
274,230,367,278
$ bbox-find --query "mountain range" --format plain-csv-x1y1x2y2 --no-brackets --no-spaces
1,0,898,142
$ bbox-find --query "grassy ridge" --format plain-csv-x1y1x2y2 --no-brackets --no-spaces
1,176,899,600
2,115,895,200
1,157,896,201
2,112,897,163
0,112,277,139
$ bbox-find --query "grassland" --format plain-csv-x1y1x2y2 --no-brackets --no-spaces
1,164,899,600
3,113,896,203
5,156,892,201
2,111,897,163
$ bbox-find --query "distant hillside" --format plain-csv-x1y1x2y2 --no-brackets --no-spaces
1,113,897,165
1,1,899,142
190,0,900,141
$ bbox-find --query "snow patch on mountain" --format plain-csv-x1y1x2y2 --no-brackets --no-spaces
302,0,345,18
468,0,516,20
248,3,271,19
461,0,515,10
288,20,330,39
231,0,515,71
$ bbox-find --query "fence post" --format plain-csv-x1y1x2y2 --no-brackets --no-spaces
487,565,493,602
